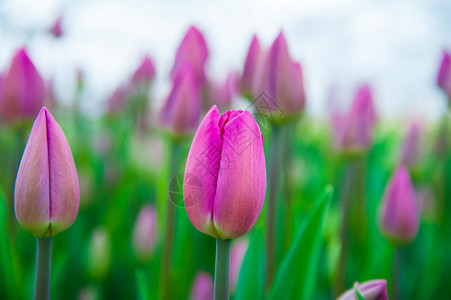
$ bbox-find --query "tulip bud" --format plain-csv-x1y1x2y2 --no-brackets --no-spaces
240,35,262,98
49,15,63,38
87,227,111,281
14,107,79,237
0,48,46,121
207,73,238,111
132,205,157,263
160,64,201,136
107,85,129,115
252,32,306,119
189,272,213,300
332,85,376,153
130,55,156,88
230,239,249,293
337,279,388,300
437,50,451,97
399,122,421,166
170,26,209,83
183,106,266,239
379,166,420,246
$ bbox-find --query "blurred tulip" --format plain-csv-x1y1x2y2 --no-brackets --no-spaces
107,85,129,115
252,32,306,119
399,121,421,166
207,72,238,111
49,15,63,38
337,279,388,300
160,64,201,136
230,239,249,293
87,227,111,281
130,55,156,88
379,166,420,246
437,50,451,97
183,106,266,239
189,272,213,300
240,35,263,97
14,107,79,237
170,26,209,83
0,48,46,121
132,205,157,263
332,85,376,153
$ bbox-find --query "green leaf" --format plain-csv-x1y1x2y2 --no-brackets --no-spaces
354,285,366,300
234,227,265,300
268,186,333,300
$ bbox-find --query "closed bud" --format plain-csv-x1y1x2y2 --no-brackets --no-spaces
0,48,46,121
49,15,63,38
132,205,157,263
189,272,213,300
240,35,262,98
184,106,266,239
337,279,388,300
379,166,420,246
437,50,451,98
399,121,421,166
15,107,79,237
160,64,201,136
130,55,156,88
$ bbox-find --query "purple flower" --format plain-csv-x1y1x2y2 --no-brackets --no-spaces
399,121,421,166
207,72,238,111
337,279,389,300
189,272,213,300
183,106,266,239
132,205,157,263
437,50,451,97
130,55,156,88
379,166,420,246
14,107,79,237
240,35,263,97
49,15,63,38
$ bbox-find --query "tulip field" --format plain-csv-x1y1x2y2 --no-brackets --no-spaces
1,14,451,300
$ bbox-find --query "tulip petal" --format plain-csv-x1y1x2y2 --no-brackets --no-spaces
213,111,266,239
14,109,50,236
184,106,222,237
45,108,80,236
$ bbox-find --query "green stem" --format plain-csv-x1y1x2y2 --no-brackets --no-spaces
34,237,52,300
393,248,401,300
265,126,285,291
214,238,231,300
159,140,180,300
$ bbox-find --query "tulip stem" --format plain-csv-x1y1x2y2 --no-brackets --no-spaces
34,237,52,300
393,247,402,300
160,140,180,300
214,238,231,300
265,126,285,291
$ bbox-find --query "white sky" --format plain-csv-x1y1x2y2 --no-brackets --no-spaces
0,0,450,119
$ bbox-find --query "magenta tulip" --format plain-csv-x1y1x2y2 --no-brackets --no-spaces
49,15,63,38
132,205,158,263
183,106,266,239
437,50,451,97
190,272,213,300
14,107,79,237
160,64,201,136
332,85,376,152
170,26,209,83
252,32,305,117
230,239,249,292
337,279,388,300
130,55,156,88
399,122,421,166
107,85,129,115
0,48,46,121
240,35,263,97
379,166,420,246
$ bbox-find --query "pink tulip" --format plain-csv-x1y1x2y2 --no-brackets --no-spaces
170,26,209,83
49,15,63,38
379,166,420,246
437,50,451,97
240,35,263,97
160,64,201,136
230,239,249,292
189,272,213,300
0,48,46,121
337,279,388,300
332,85,376,152
252,32,305,117
399,122,421,166
132,205,157,263
130,55,156,88
15,107,79,237
107,85,129,115
207,73,238,111
183,106,266,239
